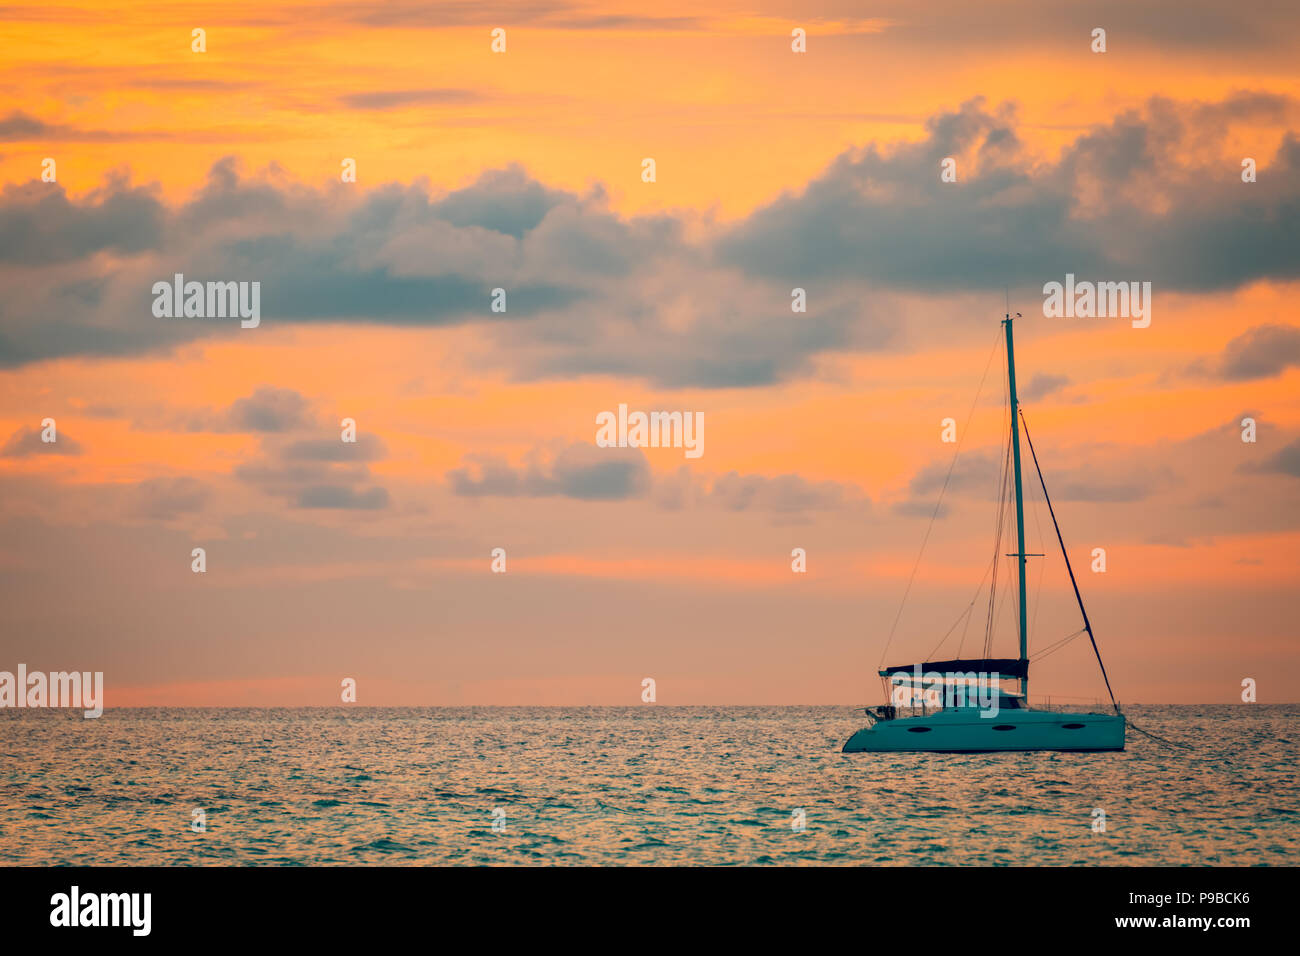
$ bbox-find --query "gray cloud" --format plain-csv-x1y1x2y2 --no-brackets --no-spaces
227,387,314,433
0,161,593,370
908,448,1003,498
892,498,951,519
234,418,392,509
297,485,390,509
447,455,530,497
340,89,484,110
0,110,149,143
903,443,1174,508
701,471,856,513
549,444,650,500
449,443,651,501
430,164,575,239
1021,373,1071,401
815,3,1300,60
1,424,82,457
1212,324,1300,380
717,95,1300,294
322,3,733,32
449,447,864,512
0,109,257,144
1040,459,1179,502
2,94,1298,387
238,458,391,510
1256,438,1300,478
1054,478,1155,503
289,1,1300,56
131,477,209,520
0,177,163,265
283,434,387,462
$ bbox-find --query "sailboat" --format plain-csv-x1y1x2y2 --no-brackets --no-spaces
843,313,1126,753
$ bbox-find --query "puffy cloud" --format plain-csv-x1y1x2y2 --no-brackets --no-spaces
2,95,1298,388
233,407,391,509
900,442,1179,511
448,446,864,512
227,387,315,433
282,434,387,462
1208,324,1300,380
0,177,163,265
449,443,651,501
1020,373,1071,401
296,485,390,509
1,424,82,457
699,471,858,513
1255,438,1300,478
717,95,1300,294
907,447,1003,498
131,477,210,520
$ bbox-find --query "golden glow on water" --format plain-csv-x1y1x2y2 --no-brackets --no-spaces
3,706,1296,865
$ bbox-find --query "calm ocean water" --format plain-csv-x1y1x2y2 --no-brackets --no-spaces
2,705,1296,865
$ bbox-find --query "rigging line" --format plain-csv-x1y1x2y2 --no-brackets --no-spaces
1005,550,1018,646
877,327,1003,668
983,433,1012,657
1019,410,1121,715
1033,638,1077,663
956,556,995,656
995,453,1020,653
933,553,996,660
983,344,1012,659
1031,627,1087,662
987,463,1008,658
988,439,1013,656
955,608,972,657
985,339,1010,658
1028,469,1047,654
934,602,974,660
991,430,1010,645
991,540,1016,657
1030,550,1046,655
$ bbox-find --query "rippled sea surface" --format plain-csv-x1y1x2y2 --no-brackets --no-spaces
2,705,1296,865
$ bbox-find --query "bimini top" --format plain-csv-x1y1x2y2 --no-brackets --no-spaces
878,658,1029,680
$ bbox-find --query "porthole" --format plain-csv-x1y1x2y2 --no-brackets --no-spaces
992,725,1016,731
1061,723,1085,729
906,726,932,733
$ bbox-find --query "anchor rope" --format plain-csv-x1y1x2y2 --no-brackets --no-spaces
1128,720,1193,750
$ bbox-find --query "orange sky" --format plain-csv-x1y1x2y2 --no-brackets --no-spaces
1,0,1298,705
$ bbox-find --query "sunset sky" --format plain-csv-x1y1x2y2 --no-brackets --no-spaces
1,0,1298,705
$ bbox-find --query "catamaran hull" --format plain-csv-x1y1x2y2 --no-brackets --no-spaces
842,711,1125,753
